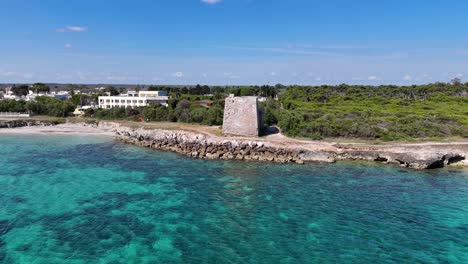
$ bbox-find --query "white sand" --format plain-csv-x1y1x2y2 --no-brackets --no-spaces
0,123,116,136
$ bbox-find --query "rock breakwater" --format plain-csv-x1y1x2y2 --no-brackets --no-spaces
1,119,466,170
0,119,60,129
110,124,466,169
114,127,334,164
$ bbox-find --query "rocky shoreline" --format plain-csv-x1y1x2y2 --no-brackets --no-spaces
107,123,467,170
0,119,61,129
1,119,467,170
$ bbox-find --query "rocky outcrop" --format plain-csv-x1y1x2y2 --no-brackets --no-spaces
2,119,466,170
114,127,332,164
0,119,60,129
335,145,467,169
112,125,467,169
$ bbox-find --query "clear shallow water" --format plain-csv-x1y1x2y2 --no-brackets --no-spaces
0,135,467,264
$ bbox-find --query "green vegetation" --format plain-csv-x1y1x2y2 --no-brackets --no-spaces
1,82,467,141
265,83,468,141
11,85,30,96
86,98,224,126
0,97,75,117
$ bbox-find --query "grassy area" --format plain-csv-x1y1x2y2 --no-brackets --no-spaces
268,85,468,141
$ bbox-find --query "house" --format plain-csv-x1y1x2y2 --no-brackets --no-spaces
3,87,18,100
98,91,169,109
73,106,95,116
195,100,213,108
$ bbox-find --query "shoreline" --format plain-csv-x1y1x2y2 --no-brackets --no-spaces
0,120,466,169
0,123,116,136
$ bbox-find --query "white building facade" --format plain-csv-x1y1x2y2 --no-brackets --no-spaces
98,91,169,109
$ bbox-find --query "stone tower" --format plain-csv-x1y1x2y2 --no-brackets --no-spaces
223,96,262,137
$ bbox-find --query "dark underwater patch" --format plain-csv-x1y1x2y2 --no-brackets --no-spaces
35,192,157,258
0,220,12,236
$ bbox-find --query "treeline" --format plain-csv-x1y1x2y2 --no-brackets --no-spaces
149,84,279,98
2,82,468,141
265,83,468,141
281,83,468,103
0,97,74,117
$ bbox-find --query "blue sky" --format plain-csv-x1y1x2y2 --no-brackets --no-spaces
1,0,468,85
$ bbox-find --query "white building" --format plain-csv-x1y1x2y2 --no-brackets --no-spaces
3,87,18,100
98,91,169,109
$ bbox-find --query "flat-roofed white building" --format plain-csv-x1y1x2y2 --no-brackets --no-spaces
98,91,169,109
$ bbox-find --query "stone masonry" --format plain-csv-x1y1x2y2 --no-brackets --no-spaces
223,96,262,137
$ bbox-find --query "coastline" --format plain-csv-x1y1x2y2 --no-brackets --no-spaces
0,122,116,136
0,119,466,169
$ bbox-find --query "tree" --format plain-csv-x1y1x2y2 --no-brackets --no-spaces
239,86,256,96
71,94,91,106
451,77,462,86
143,105,168,121
32,83,50,93
11,85,29,96
105,86,120,96
204,106,223,125
177,99,191,109
190,108,206,123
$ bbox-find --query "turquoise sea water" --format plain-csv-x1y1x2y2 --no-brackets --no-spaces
0,135,467,264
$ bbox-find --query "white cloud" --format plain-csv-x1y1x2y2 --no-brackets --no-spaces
172,72,184,78
223,72,240,79
216,45,342,57
368,75,378,81
22,73,33,79
64,43,72,48
269,72,276,76
57,26,87,32
1,71,17,77
0,71,33,79
315,77,322,81
55,73,73,80
201,0,222,4
107,76,128,81
403,74,412,81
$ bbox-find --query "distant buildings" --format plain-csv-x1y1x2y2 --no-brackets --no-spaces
98,91,169,109
0,86,73,101
3,87,17,100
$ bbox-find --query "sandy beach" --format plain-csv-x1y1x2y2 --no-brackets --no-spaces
0,122,116,136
